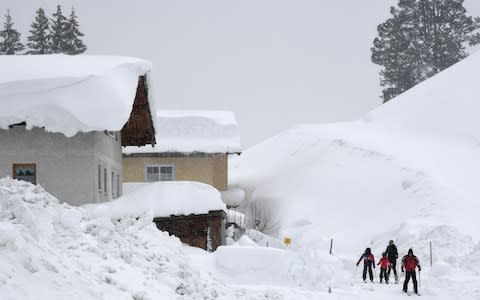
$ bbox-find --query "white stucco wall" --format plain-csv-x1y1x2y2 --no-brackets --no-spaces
0,126,122,206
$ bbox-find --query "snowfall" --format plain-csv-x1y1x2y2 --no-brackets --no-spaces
2,51,480,299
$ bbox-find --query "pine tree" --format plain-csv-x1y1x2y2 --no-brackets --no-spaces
49,5,68,53
26,8,50,54
371,0,480,102
0,10,25,55
63,7,86,55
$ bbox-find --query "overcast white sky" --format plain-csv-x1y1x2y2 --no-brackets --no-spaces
2,0,480,147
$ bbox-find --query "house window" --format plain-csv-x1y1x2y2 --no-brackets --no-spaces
13,163,36,184
116,174,120,198
104,168,107,195
111,171,114,197
98,165,101,192
145,165,175,182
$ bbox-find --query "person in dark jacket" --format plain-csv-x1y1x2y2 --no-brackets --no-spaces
401,248,421,294
386,240,399,282
356,247,375,282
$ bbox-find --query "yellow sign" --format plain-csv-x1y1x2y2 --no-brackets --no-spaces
283,237,292,246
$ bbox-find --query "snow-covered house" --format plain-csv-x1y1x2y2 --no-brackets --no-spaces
0,55,157,205
122,111,241,191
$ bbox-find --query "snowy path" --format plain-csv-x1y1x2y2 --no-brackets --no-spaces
185,243,478,300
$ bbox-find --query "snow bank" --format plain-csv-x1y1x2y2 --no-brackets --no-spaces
122,181,148,195
123,110,241,154
0,55,155,137
215,246,293,285
93,181,226,219
213,244,348,291
0,178,232,300
229,51,480,299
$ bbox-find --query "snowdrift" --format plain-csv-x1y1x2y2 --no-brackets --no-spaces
0,178,270,300
230,52,480,299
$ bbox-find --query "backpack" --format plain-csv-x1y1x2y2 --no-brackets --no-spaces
364,254,374,265
403,255,418,272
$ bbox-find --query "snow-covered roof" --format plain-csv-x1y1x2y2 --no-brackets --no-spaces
0,54,155,137
102,181,226,218
123,110,241,154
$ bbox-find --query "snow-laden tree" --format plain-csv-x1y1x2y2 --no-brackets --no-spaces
26,8,50,54
371,0,480,102
0,10,25,55
64,7,86,55
49,5,68,53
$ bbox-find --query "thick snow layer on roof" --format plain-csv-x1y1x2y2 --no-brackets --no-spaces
123,110,241,154
221,188,245,207
96,181,226,218
0,54,154,137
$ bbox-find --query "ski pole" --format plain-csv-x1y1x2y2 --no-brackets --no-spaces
419,269,421,291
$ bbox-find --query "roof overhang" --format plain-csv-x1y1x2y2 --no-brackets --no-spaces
121,76,156,147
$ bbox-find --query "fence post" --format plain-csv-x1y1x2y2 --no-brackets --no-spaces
429,241,432,267
329,238,333,255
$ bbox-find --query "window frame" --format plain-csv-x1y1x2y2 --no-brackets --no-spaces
111,171,114,197
144,164,175,182
104,168,107,195
12,163,37,184
98,165,102,192
116,174,120,198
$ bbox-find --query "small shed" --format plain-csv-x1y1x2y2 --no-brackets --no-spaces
103,181,227,251
153,210,226,251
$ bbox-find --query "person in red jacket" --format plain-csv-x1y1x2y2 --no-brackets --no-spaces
377,252,391,284
356,247,375,282
401,248,421,294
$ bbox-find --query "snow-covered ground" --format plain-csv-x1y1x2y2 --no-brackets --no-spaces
3,46,480,300
0,178,320,299
228,52,480,299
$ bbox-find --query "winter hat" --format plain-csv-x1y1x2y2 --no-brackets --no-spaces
382,252,387,257
366,248,371,254
408,248,413,255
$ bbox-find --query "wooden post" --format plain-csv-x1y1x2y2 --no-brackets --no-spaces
429,241,433,267
329,238,333,255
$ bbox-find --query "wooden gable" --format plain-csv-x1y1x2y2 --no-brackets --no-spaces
121,76,156,147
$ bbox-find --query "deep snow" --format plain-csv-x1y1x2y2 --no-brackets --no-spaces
101,181,226,218
228,52,480,299
0,178,324,300
3,39,480,300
